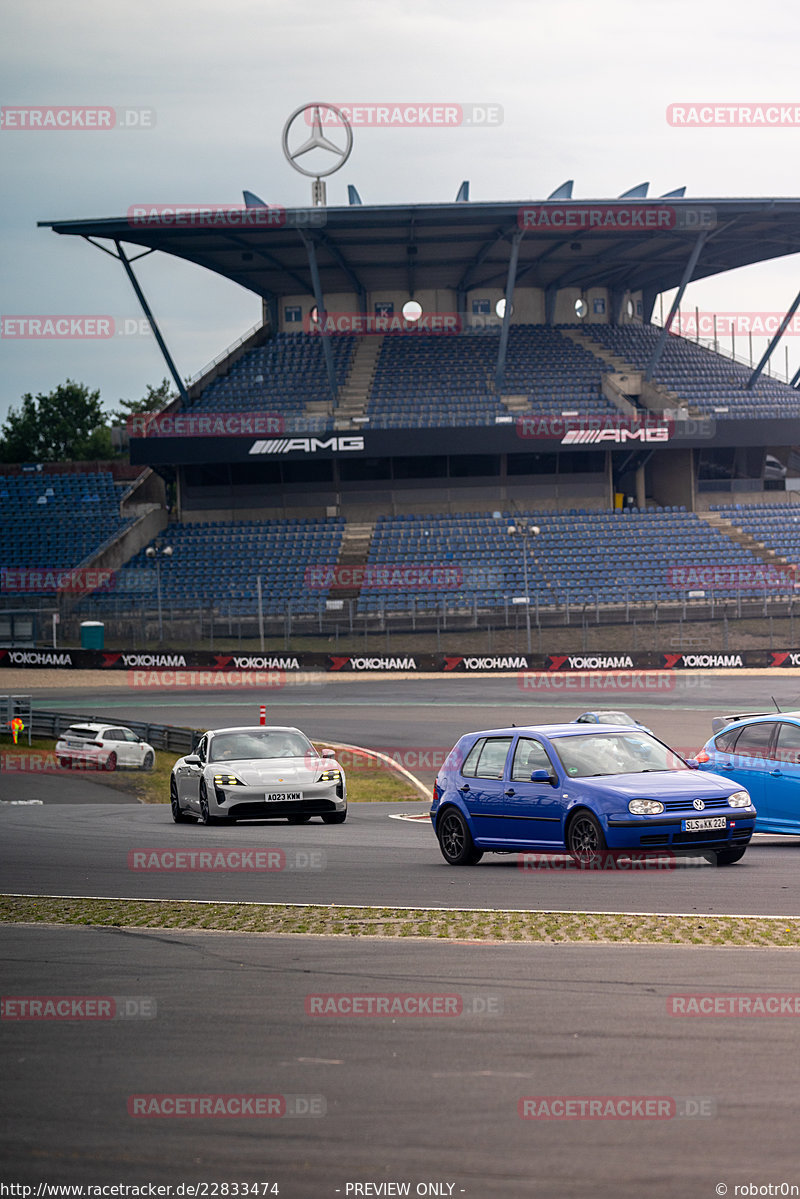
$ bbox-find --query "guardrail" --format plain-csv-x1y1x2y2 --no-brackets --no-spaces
18,708,203,754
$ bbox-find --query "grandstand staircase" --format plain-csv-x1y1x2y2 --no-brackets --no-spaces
330,520,375,602
699,511,795,571
561,328,686,416
333,336,384,428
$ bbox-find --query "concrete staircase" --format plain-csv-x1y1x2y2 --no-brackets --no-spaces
699,510,794,570
331,520,375,603
562,327,686,416
333,336,384,428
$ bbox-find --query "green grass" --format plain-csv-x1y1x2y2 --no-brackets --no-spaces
2,895,799,947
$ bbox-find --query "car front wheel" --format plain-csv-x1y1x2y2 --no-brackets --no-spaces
705,847,747,867
567,811,607,864
199,781,216,825
142,751,155,772
322,811,347,824
170,778,188,823
437,808,483,865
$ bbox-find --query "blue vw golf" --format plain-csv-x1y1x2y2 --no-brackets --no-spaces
431,724,755,867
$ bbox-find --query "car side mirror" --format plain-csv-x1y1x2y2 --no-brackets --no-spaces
321,749,336,758
531,768,555,784
184,754,201,766
684,758,700,770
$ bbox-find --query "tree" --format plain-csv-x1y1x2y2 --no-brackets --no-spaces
0,381,112,463
110,378,176,425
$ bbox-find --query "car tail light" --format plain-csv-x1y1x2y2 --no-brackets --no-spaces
432,782,440,804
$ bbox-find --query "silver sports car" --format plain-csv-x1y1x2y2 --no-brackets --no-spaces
170,725,347,825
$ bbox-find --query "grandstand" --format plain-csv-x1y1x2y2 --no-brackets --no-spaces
18,189,800,648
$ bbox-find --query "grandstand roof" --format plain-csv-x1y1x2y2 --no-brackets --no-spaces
39,197,800,300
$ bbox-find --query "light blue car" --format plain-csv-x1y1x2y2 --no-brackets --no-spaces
697,712,800,835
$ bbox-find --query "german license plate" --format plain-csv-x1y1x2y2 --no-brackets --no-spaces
265,792,301,802
683,816,727,832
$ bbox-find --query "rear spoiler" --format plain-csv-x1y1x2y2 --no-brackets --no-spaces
711,712,772,734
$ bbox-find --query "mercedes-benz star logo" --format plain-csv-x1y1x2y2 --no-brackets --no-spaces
693,799,705,811
282,103,353,178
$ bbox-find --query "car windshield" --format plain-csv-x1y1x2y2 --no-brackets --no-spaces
209,730,314,762
64,726,100,740
551,731,687,777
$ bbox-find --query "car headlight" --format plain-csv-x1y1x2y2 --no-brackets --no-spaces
628,799,665,815
728,790,751,808
318,768,341,783
213,774,245,786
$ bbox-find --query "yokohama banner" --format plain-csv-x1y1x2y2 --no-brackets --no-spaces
3,648,800,672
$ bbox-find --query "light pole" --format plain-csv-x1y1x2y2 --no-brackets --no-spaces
507,522,540,653
145,542,173,642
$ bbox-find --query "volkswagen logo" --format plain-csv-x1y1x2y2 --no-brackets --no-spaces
692,799,705,811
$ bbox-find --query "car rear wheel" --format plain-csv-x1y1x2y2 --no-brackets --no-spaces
567,811,607,864
705,847,747,867
105,751,117,772
437,807,483,865
142,751,155,772
59,758,70,769
170,778,188,823
322,811,347,824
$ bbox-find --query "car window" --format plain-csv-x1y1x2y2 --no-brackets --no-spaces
64,726,98,740
551,731,687,777
714,727,742,753
209,730,313,762
733,722,778,760
776,722,800,766
511,738,553,781
104,729,123,742
474,737,512,780
123,730,139,743
460,739,485,778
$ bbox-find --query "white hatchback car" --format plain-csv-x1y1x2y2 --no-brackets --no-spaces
56,723,155,772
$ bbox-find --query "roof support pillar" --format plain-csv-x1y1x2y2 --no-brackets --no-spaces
494,230,523,395
300,232,338,406
644,231,708,382
114,241,189,405
746,286,800,390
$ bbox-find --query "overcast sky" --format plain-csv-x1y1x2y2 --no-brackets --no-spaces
3,0,800,424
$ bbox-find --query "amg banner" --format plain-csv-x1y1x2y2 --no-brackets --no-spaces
2,648,800,671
